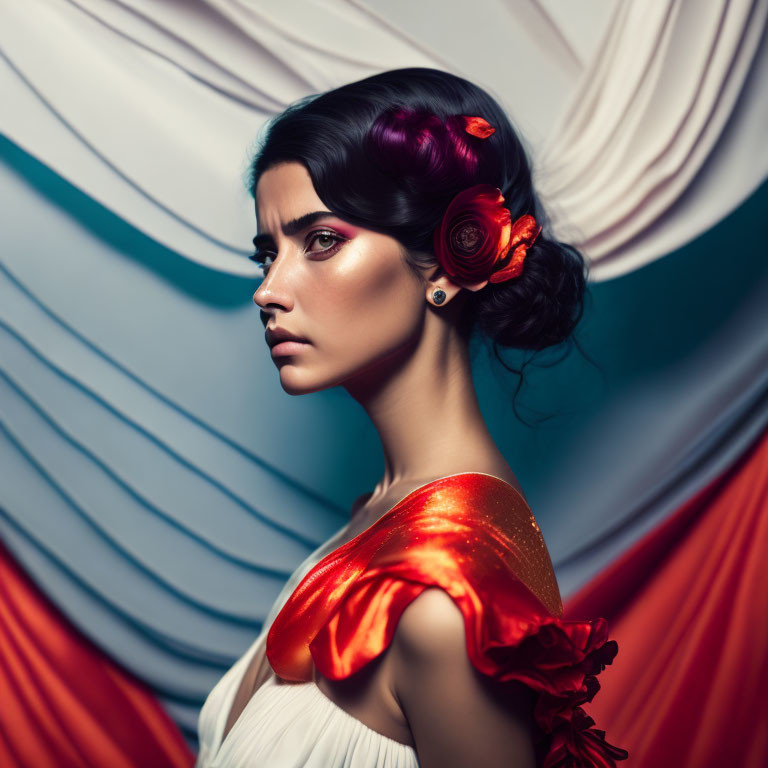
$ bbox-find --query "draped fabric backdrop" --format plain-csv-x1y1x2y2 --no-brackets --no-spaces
1,1,766,765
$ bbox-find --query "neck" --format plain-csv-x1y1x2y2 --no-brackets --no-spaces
343,311,507,496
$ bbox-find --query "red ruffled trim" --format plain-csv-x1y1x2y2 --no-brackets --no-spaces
488,614,629,768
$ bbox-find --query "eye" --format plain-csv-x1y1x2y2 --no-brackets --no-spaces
306,229,346,256
248,229,347,274
248,248,275,273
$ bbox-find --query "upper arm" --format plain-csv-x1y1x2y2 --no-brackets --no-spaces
390,588,538,768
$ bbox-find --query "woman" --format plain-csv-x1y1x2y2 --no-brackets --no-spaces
196,67,628,767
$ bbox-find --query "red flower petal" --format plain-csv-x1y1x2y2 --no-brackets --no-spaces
462,115,496,139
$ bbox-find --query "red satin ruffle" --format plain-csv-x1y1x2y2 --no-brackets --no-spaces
267,472,628,767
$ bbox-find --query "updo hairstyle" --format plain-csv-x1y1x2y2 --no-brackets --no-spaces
247,67,593,420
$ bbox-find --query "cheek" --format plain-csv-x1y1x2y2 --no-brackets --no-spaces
310,245,422,356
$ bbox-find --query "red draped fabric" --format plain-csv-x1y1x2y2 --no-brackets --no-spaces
0,540,194,768
564,426,768,768
267,472,628,767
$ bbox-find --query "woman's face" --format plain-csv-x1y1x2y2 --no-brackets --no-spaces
252,161,428,395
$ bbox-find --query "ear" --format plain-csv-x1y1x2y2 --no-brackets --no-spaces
425,269,489,307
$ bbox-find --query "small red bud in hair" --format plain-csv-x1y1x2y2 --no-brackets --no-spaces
462,116,495,139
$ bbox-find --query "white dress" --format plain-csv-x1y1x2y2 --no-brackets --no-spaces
195,525,420,768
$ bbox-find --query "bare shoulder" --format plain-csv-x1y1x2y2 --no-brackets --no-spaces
392,587,467,661
390,588,538,768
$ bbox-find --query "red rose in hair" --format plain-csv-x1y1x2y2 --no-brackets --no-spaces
433,184,541,285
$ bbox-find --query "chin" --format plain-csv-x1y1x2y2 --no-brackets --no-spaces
276,365,338,396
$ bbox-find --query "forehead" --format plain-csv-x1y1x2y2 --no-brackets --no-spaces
255,162,322,227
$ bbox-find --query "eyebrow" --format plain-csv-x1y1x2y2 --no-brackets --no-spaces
252,210,335,248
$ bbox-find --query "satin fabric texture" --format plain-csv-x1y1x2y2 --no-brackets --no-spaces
267,472,628,768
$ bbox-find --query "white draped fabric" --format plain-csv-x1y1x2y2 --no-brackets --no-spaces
536,0,768,279
2,0,764,278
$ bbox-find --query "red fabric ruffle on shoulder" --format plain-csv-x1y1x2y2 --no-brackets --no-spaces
267,472,628,767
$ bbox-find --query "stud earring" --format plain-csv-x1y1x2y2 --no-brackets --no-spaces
432,288,446,305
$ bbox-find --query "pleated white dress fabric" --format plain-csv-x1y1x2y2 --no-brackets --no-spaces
195,529,419,768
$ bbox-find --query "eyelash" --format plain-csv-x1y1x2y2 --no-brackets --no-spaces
249,229,346,270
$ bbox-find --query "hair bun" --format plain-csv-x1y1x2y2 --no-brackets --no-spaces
470,233,587,351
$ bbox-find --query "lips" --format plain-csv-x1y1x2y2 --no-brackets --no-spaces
270,339,309,357
265,328,309,348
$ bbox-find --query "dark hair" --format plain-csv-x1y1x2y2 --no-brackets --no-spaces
247,67,594,423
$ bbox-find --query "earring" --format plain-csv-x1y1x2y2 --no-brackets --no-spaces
432,288,446,305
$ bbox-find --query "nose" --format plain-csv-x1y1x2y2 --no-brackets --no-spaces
252,252,295,318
